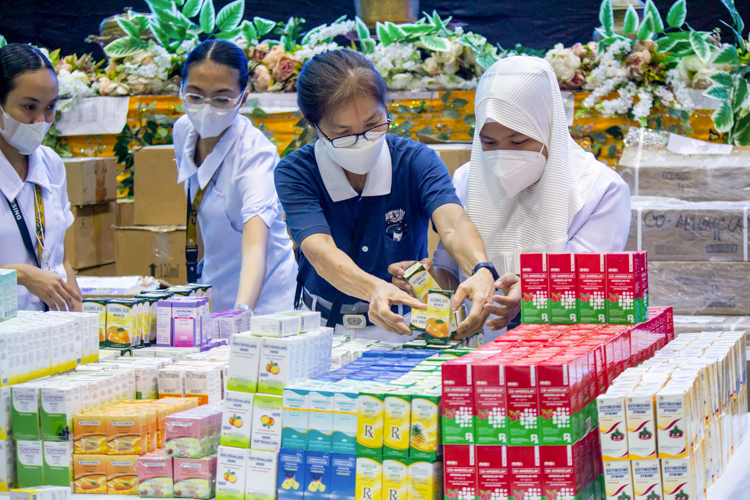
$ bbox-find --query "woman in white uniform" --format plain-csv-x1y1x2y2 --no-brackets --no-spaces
0,44,82,312
394,56,630,335
174,40,297,313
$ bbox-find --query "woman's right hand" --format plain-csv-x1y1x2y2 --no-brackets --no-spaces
369,280,427,335
17,264,82,311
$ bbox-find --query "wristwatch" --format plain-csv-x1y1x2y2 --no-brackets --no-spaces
473,262,499,281
233,303,251,311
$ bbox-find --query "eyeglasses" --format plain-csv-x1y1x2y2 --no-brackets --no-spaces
319,118,391,148
179,91,243,114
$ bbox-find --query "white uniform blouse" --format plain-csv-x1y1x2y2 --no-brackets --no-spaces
174,114,298,314
0,146,75,311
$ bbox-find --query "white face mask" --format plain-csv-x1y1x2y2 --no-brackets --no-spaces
482,144,547,198
184,101,240,138
0,105,52,155
321,133,385,175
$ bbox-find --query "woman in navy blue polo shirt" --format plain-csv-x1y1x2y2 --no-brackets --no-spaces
274,50,498,342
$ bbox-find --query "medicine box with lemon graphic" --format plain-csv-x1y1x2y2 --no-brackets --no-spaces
221,391,254,448
251,395,283,451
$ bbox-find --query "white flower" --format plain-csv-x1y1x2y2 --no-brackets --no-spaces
545,43,581,82
677,53,733,90
57,69,95,100
306,20,356,48
422,56,440,76
295,42,341,64
388,73,414,90
632,88,654,121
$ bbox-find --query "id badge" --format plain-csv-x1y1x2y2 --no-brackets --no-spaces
342,314,367,329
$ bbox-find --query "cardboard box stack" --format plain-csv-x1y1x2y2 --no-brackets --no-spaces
63,157,118,276
441,307,674,500
117,146,188,284
597,330,747,500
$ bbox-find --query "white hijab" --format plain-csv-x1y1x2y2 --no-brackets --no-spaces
465,56,604,275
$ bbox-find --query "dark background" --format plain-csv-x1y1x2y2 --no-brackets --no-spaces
0,0,743,60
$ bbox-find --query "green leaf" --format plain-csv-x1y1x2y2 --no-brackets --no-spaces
721,0,744,35
133,15,150,31
199,0,215,34
186,22,203,35
252,107,268,118
732,78,748,113
216,0,244,32
361,38,376,54
666,0,686,28
145,0,173,12
420,35,450,52
182,0,203,18
402,24,434,37
637,12,654,40
441,90,452,103
0,36,6,49
463,114,476,125
444,109,460,120
714,46,740,65
623,5,639,34
432,10,445,31
241,20,258,41
214,27,241,39
704,85,729,100
689,29,711,64
376,22,392,46
599,0,614,36
253,17,276,37
734,113,750,146
451,98,469,109
712,101,734,133
104,37,147,58
118,18,142,39
645,0,664,33
655,37,679,53
385,21,407,41
396,104,411,114
150,22,170,47
355,16,371,40
709,71,733,88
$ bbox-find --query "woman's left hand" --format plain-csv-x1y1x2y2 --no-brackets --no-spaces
453,268,496,339
485,273,522,331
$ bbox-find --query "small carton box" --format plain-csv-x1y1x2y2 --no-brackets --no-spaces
156,300,173,347
0,437,15,491
105,300,136,348
107,411,148,455
355,457,383,500
227,334,262,393
174,455,218,499
409,389,441,461
251,314,300,337
303,451,331,500
606,253,645,325
74,454,108,494
406,459,440,500
137,450,173,498
382,459,408,500
538,356,589,446
217,446,247,500
661,457,699,500
507,445,542,500
597,391,629,461
158,367,186,399
357,389,385,457
476,445,508,500
185,367,223,405
631,460,663,500
15,440,44,488
278,449,305,500
259,338,295,395
246,449,278,500
283,387,310,451
424,291,453,345
443,445,475,500
0,387,12,440
221,390,254,448
107,455,139,494
10,486,71,500
172,300,201,348
603,461,634,500
547,253,579,325
280,311,321,333
540,442,588,500
402,262,441,303
473,359,508,446
576,253,607,324
441,358,477,445
12,384,43,441
330,454,356,500
41,385,82,441
626,389,658,460
520,253,550,324
43,441,73,489
506,362,540,446
656,387,689,459
307,388,334,453
332,387,359,455
251,394,283,451
383,392,411,459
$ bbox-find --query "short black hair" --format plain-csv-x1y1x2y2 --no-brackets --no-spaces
297,49,387,126
182,40,249,91
0,44,56,105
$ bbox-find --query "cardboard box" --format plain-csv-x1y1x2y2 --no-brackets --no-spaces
520,254,550,324
106,455,139,494
65,202,116,269
16,440,44,488
174,455,218,499
216,446,247,500
133,146,186,226
137,451,173,498
443,445,475,500
74,263,117,277
64,157,118,206
74,454,108,494
116,199,135,227
476,445,508,500
115,226,187,285
507,446,542,500
278,449,305,500
43,440,74,489
245,449,277,500
330,454,356,500
576,253,607,325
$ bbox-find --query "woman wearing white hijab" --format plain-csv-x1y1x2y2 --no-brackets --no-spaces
392,56,630,334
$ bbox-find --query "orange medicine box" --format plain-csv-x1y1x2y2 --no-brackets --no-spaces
107,455,140,494
107,411,149,455
74,454,108,494
74,413,108,454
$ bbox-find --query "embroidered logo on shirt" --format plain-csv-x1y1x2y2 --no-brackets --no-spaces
385,209,409,242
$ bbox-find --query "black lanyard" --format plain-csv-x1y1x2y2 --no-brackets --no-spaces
5,183,45,269
185,172,219,284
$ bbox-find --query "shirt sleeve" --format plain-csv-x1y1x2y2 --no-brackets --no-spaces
274,152,331,245
412,144,462,218
567,170,632,253
234,135,282,227
431,164,469,280
43,147,75,229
